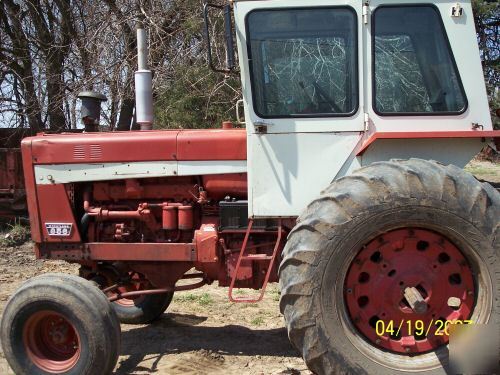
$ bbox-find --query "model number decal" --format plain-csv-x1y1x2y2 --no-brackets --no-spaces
45,223,72,237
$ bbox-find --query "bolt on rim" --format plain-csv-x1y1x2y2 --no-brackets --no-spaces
22,310,81,373
344,228,475,354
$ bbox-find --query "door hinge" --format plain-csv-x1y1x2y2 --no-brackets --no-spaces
254,121,273,134
363,2,370,25
364,113,370,131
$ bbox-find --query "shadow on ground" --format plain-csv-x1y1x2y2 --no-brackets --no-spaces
115,312,298,374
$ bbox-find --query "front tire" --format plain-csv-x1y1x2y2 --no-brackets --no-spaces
1,273,121,375
279,159,499,374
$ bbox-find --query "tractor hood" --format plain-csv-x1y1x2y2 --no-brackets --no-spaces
23,129,247,165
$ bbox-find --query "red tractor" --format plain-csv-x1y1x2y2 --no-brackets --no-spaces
1,1,499,374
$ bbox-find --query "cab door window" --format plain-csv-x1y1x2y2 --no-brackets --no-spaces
246,7,358,118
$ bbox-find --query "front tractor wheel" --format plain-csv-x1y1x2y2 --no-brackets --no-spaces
0,274,121,375
279,159,499,374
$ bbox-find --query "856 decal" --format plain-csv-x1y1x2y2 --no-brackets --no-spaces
45,223,72,237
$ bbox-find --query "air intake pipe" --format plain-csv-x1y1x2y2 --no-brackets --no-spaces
135,25,154,130
77,91,106,132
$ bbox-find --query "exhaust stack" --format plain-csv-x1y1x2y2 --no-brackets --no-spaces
135,26,154,130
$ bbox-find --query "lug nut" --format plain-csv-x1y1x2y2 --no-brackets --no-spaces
447,297,461,309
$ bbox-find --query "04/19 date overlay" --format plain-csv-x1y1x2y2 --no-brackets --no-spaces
375,319,474,337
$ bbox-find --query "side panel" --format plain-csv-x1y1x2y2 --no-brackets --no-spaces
335,138,487,180
249,133,361,217
34,160,247,185
177,130,246,160
37,184,81,243
360,138,485,168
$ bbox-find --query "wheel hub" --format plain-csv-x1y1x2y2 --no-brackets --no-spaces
344,228,475,354
23,311,80,373
98,270,147,306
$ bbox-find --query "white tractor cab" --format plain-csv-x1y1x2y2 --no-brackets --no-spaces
203,2,499,374
205,0,495,217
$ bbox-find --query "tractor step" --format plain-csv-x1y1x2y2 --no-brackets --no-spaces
228,219,283,303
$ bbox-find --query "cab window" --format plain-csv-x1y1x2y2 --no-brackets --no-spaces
373,5,467,114
247,7,358,118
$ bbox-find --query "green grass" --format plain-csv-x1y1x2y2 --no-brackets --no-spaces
174,292,213,306
198,293,213,306
271,288,281,302
0,223,31,247
250,316,264,326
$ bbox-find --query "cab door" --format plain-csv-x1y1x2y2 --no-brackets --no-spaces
234,0,366,217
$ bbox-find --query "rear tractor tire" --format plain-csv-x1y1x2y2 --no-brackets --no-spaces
279,159,499,374
93,271,173,325
111,290,173,325
0,273,121,375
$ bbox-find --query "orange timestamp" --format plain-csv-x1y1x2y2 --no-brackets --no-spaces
375,319,474,337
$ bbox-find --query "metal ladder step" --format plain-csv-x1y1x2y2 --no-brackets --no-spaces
228,219,283,303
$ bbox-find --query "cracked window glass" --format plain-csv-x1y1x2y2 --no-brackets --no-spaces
247,8,357,118
374,6,467,114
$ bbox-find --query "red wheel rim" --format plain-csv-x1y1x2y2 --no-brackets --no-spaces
344,228,475,354
108,272,146,307
113,286,146,307
23,311,81,373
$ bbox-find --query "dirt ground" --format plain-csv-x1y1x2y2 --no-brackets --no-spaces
0,242,310,375
0,159,498,375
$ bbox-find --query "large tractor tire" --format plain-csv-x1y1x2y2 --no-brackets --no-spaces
279,159,499,374
1,273,121,375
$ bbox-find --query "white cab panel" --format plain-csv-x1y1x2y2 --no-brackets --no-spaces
249,133,361,217
360,138,485,169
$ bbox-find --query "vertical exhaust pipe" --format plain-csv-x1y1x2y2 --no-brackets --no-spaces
135,25,154,130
